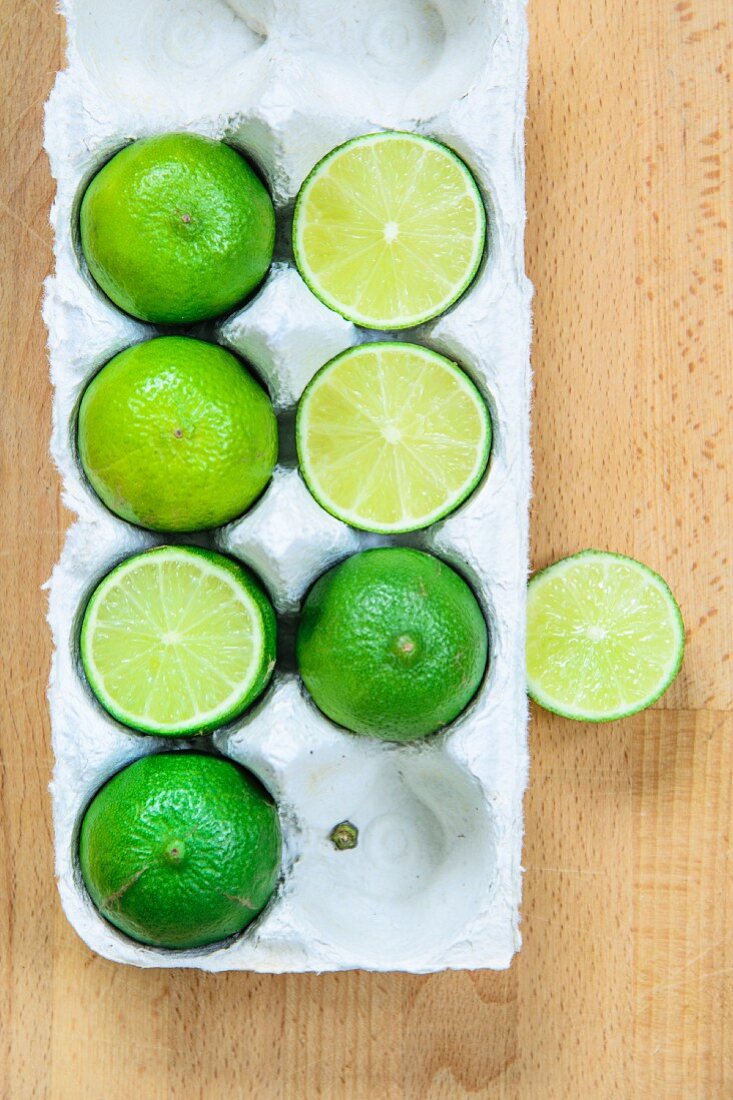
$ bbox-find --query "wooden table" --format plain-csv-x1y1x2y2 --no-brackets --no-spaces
1,1,730,1096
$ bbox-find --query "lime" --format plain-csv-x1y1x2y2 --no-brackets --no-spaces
79,752,282,949
293,131,486,330
296,547,488,741
297,342,490,533
81,546,276,735
526,550,685,722
79,133,275,324
78,336,278,532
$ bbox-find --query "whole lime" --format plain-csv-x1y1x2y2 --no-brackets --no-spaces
79,133,276,324
296,547,488,741
77,336,278,532
79,752,282,950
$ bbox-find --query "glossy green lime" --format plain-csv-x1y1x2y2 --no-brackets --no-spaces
79,752,282,949
297,547,488,741
78,336,277,532
80,133,275,324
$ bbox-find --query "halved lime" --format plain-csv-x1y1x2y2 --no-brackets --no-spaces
526,550,685,722
297,342,491,533
81,546,276,735
293,132,486,330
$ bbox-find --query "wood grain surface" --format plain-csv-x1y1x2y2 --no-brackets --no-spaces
0,1,731,1096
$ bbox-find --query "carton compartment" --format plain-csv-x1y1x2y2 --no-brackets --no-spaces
286,742,497,967
72,0,499,122
73,0,268,115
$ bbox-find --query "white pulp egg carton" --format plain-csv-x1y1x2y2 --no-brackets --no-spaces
44,0,532,973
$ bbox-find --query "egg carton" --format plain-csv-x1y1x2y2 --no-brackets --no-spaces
44,0,532,973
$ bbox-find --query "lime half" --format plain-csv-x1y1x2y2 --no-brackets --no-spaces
293,132,486,330
297,342,491,533
526,550,685,722
81,546,276,735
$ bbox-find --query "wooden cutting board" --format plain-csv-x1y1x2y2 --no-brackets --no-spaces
0,1,730,1096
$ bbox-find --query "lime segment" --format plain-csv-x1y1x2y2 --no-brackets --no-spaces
81,547,276,735
297,342,490,533
526,550,685,722
293,132,486,330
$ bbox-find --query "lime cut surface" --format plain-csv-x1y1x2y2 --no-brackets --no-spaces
526,550,685,722
79,752,282,949
297,342,490,534
293,131,486,330
81,546,276,735
78,336,278,533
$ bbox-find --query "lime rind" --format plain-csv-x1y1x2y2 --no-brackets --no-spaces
80,546,276,736
296,342,491,535
292,131,487,331
526,549,685,723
